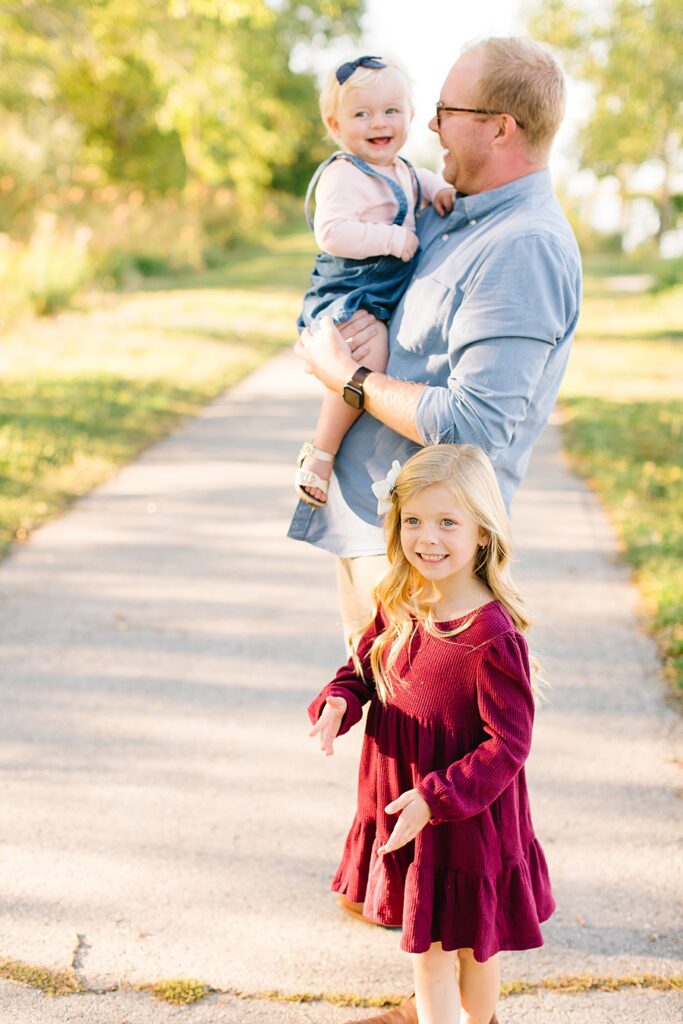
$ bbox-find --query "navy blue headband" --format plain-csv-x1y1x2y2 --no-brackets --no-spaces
335,55,386,86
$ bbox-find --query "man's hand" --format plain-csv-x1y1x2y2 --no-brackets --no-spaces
378,789,432,855
433,187,455,216
294,317,362,392
400,230,420,262
309,695,347,756
338,310,386,365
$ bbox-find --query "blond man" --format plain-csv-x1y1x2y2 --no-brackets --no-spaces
291,39,581,1022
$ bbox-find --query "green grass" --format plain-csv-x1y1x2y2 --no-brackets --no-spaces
0,226,315,554
144,978,209,1004
559,260,683,696
0,957,82,997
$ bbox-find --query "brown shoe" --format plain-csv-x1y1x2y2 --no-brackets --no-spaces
337,894,401,930
345,995,417,1024
345,994,499,1024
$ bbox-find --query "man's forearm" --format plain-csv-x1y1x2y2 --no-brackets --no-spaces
363,372,426,445
294,316,427,444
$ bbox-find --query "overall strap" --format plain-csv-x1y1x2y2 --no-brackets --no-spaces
304,151,411,230
399,156,422,214
304,154,341,230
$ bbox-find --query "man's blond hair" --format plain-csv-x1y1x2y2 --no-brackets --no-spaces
465,37,566,158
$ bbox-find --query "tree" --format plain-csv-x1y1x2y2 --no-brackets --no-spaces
0,0,363,207
527,0,682,239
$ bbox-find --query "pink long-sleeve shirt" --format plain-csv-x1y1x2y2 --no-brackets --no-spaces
313,156,451,259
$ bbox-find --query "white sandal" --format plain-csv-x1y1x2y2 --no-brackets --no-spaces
295,441,335,509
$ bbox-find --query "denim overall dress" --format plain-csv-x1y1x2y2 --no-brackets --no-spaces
298,152,422,333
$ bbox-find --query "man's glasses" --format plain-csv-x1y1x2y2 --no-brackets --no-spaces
435,101,525,130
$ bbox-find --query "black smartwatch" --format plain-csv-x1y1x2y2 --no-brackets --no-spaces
342,366,373,410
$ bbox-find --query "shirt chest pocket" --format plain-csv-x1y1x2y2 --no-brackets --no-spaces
393,276,452,357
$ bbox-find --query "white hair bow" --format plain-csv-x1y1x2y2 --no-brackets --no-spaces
371,460,402,515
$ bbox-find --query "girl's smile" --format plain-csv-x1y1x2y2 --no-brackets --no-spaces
400,483,490,613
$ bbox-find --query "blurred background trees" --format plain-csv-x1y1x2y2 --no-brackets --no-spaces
0,0,362,313
528,0,682,256
1,0,681,318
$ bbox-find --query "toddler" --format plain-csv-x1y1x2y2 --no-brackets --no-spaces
295,56,454,508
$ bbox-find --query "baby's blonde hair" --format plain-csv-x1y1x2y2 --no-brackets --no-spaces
358,444,542,703
319,57,415,142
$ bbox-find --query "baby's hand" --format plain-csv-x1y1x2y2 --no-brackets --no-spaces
399,231,419,263
433,187,455,216
378,789,431,855
309,695,347,756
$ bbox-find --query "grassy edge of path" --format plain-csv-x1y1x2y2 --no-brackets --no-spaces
1,238,681,699
558,267,683,702
0,226,315,557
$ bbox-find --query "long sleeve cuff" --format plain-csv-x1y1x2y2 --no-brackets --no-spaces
307,682,366,737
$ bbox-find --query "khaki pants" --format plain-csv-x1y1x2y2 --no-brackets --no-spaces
336,554,389,654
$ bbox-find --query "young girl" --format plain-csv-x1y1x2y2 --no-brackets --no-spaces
308,445,554,1024
295,55,454,509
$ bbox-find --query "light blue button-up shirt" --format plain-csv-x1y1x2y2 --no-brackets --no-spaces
289,169,582,557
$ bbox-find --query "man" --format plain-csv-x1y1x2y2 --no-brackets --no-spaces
291,36,581,1024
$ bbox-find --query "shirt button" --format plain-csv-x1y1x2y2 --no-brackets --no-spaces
470,219,477,225
441,233,449,241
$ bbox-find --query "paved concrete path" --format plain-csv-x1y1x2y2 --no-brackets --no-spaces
0,351,681,1023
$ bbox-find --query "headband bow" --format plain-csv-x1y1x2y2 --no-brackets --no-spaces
335,55,386,86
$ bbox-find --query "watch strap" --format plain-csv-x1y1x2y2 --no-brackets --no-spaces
350,366,372,388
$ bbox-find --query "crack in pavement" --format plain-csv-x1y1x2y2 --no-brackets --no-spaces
70,934,91,983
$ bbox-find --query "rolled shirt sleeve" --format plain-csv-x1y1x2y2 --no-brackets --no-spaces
416,234,579,452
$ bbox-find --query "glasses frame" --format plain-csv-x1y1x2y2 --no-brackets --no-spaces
435,101,525,130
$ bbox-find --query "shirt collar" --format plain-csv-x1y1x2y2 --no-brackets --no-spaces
453,168,553,221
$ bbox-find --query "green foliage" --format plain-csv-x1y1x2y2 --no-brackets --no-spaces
58,54,188,191
0,223,314,553
650,256,683,292
563,397,682,688
560,266,683,695
0,957,82,997
0,0,362,210
147,978,209,1004
527,0,682,234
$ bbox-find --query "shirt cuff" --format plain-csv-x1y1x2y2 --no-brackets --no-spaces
415,385,454,446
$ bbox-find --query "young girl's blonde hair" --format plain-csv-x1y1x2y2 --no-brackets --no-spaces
360,444,538,702
319,57,415,142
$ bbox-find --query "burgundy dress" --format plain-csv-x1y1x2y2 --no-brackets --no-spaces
308,601,555,961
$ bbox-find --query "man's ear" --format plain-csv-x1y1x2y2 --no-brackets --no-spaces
493,114,516,143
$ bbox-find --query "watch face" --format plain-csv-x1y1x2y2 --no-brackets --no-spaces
343,384,363,409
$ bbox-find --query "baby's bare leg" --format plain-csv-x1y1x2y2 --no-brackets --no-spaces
412,942,460,1024
457,949,500,1024
299,320,388,504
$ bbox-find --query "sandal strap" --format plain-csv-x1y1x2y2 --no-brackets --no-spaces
298,441,335,464
296,469,330,494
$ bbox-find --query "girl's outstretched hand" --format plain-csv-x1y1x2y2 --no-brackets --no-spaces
309,696,347,756
378,789,432,855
